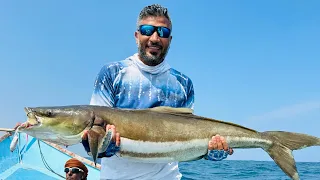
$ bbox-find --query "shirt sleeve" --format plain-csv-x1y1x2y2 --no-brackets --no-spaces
183,78,195,109
90,65,117,107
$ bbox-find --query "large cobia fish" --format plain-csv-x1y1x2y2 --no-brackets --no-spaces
12,105,320,180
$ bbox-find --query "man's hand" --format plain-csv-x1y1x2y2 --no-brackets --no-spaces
13,123,21,130
9,122,23,135
81,124,121,157
205,134,234,161
109,124,121,147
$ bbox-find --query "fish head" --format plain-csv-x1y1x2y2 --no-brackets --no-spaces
19,106,95,146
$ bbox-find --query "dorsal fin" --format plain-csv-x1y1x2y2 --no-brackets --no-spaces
149,106,194,114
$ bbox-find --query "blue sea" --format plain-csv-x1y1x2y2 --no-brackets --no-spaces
87,158,320,179
83,157,320,179
178,160,320,180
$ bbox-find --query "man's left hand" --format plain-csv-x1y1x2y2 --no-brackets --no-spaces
205,134,234,161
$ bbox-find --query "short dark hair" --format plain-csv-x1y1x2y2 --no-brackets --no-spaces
137,4,172,29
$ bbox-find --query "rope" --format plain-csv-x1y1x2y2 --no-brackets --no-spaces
37,140,65,179
0,128,15,132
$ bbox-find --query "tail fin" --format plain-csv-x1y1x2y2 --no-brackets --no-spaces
262,131,320,180
87,126,106,166
264,131,320,150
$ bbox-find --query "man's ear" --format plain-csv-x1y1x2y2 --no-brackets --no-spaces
134,31,139,44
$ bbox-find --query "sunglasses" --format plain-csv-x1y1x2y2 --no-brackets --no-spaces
64,167,84,174
138,25,171,38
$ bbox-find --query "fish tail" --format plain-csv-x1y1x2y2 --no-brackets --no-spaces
262,131,320,180
87,126,106,166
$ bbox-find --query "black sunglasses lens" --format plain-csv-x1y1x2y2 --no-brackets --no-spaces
71,168,80,173
157,27,170,38
139,25,155,36
64,168,69,173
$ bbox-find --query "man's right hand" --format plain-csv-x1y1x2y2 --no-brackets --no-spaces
81,124,121,157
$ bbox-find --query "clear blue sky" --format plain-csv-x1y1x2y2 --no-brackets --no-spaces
1,1,319,162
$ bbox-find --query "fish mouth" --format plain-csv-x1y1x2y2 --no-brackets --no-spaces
23,107,42,129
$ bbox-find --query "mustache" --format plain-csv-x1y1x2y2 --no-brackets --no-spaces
147,42,163,49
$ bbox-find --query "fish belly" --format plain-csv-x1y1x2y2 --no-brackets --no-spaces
118,137,210,163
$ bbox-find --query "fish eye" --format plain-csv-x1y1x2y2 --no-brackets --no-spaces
46,111,53,117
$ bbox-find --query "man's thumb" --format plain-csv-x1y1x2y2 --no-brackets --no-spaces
82,130,88,140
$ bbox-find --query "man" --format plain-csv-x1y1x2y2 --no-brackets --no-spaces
64,158,88,180
82,4,233,180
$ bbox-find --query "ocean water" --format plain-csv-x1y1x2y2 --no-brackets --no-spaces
179,160,320,180
88,158,320,179
1,158,320,179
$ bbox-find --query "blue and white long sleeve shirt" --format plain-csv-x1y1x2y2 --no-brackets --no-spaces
90,53,195,180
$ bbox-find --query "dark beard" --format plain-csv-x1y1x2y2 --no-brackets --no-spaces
138,45,169,66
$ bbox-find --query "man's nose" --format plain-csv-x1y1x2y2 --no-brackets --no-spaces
149,31,160,42
67,171,73,176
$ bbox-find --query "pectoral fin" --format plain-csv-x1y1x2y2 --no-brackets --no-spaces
99,129,114,153
87,125,106,166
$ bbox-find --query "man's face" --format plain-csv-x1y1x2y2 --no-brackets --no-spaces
135,16,172,66
65,168,84,180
